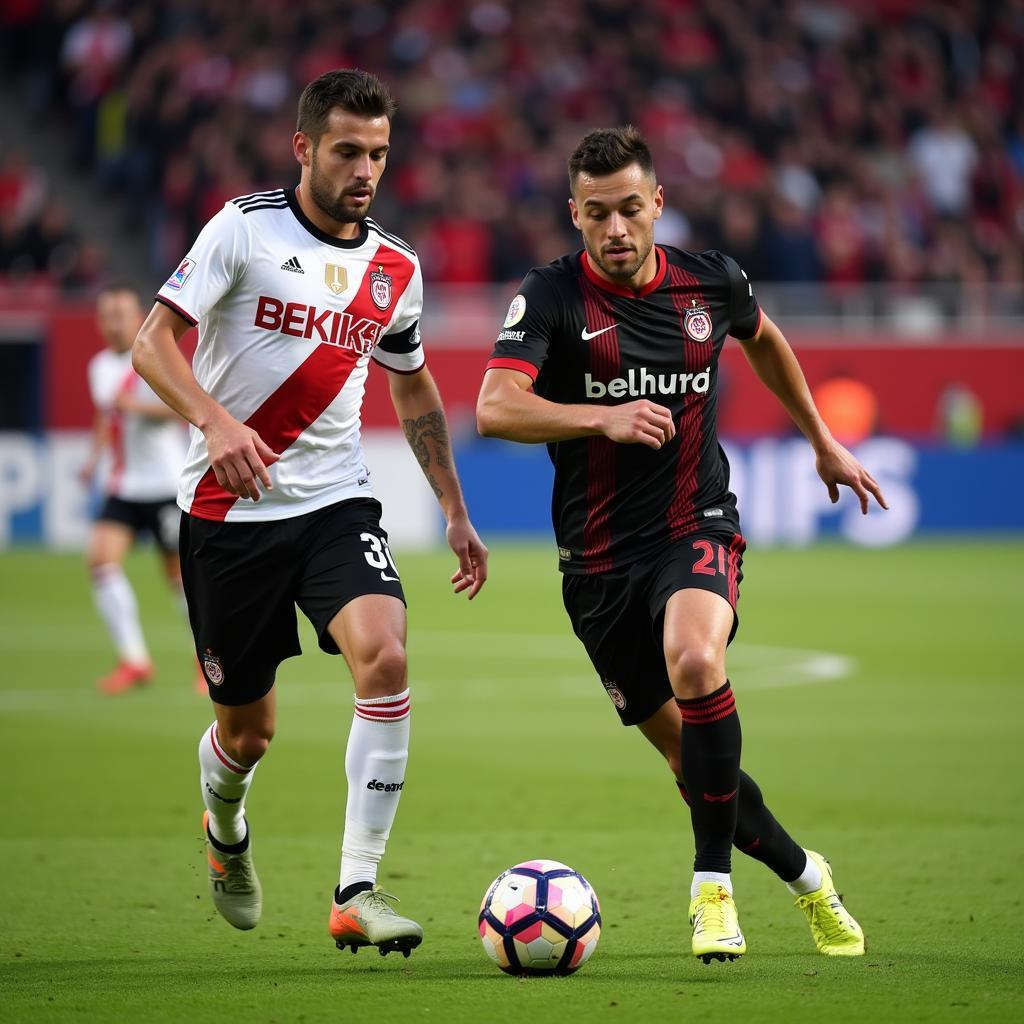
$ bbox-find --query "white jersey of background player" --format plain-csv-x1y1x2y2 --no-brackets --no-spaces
155,189,424,522
80,286,194,696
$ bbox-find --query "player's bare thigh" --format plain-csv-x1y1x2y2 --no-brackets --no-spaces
327,594,408,699
661,588,733,700
87,520,134,568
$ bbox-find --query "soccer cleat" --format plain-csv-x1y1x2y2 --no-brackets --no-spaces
689,882,746,963
97,660,153,696
794,851,865,956
329,886,423,958
203,811,262,930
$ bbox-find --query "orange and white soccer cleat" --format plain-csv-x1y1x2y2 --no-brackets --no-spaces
97,660,153,696
329,886,423,957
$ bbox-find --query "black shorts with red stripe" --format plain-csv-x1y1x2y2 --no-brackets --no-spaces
180,497,406,705
561,529,745,727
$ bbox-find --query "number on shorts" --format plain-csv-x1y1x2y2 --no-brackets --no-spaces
360,532,400,580
692,540,727,576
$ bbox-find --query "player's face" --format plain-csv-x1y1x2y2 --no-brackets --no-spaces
569,163,663,284
96,291,144,353
299,108,390,226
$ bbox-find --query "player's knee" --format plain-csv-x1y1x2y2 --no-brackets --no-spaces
667,645,724,697
219,725,274,767
356,640,408,696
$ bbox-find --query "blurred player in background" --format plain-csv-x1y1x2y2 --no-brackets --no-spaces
132,69,487,957
477,127,884,964
81,284,191,695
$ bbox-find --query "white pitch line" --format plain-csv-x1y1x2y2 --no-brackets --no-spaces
0,639,855,713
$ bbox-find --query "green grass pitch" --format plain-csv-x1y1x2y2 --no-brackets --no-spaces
0,541,1021,1023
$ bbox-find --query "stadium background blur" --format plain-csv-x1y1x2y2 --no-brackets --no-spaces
0,3,1021,1022
1,0,1022,548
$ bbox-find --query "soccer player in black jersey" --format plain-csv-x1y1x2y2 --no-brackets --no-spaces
476,126,885,963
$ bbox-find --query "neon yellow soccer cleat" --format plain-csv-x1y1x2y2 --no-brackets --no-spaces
329,886,423,958
688,882,746,963
795,851,866,956
203,811,262,930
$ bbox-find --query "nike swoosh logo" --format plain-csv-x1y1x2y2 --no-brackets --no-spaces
380,573,400,582
581,324,617,341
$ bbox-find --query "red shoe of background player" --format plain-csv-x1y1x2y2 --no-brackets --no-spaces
97,661,153,695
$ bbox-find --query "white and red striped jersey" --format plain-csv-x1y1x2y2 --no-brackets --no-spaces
87,348,187,501
156,186,425,522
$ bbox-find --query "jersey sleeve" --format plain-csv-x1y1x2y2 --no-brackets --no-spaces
485,270,558,382
722,253,763,340
155,203,251,326
372,259,425,374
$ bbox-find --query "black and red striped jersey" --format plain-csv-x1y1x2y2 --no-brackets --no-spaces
486,245,762,574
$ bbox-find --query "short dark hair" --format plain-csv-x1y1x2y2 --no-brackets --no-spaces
297,69,397,142
96,282,140,303
568,125,656,190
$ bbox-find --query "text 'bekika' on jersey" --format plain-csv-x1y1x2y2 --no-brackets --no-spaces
487,246,763,574
156,187,424,523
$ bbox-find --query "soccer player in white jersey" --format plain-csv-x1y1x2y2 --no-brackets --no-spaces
132,69,488,957
80,285,191,695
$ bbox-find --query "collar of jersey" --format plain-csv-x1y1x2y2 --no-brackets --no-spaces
284,186,370,249
580,246,667,298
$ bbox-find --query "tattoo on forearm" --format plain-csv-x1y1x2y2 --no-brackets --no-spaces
402,410,452,500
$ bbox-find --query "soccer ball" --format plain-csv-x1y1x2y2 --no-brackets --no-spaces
478,859,601,975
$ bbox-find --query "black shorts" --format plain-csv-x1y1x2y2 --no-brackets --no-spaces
561,531,745,727
180,497,406,706
98,495,180,554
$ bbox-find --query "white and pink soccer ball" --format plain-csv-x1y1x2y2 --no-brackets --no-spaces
478,859,602,975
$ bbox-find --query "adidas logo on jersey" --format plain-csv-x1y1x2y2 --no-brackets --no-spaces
281,256,304,274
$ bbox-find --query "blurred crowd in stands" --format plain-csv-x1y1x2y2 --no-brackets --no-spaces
1,0,1022,293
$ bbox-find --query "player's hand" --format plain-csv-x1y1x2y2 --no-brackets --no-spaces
447,511,489,600
600,400,676,449
203,411,280,501
816,442,888,514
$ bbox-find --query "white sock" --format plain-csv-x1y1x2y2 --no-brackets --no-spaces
91,563,149,664
198,723,255,847
786,850,823,896
691,871,732,899
338,690,411,892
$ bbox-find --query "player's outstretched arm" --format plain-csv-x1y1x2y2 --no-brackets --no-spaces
388,366,488,599
738,315,888,514
477,368,675,449
132,303,279,502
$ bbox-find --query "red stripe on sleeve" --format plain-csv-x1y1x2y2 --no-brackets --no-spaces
486,357,539,381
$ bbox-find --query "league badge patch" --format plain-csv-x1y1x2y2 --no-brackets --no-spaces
165,257,196,291
684,304,713,343
503,293,526,328
370,265,393,309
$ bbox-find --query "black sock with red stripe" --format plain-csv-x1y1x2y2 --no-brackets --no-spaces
676,771,806,882
676,681,742,874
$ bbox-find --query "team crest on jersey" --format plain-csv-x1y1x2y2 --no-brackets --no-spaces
503,293,526,328
202,651,224,686
369,265,393,309
684,303,713,343
165,257,196,291
601,677,627,711
325,264,348,296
